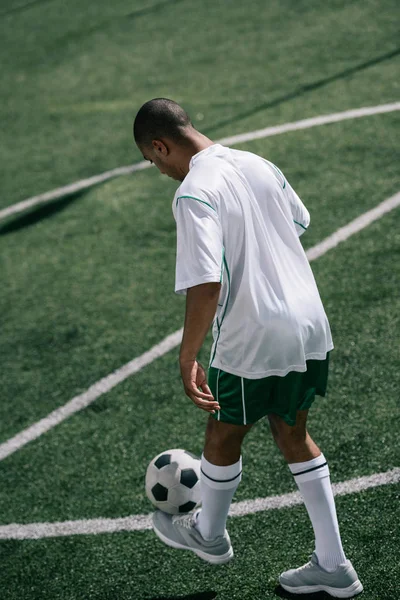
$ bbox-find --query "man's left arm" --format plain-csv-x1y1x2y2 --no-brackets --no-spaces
179,282,222,414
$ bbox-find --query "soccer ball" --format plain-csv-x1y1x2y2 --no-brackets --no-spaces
145,448,201,514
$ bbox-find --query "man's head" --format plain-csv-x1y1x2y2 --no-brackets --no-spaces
133,98,211,181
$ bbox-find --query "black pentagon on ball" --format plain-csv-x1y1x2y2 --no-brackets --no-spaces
180,468,198,489
179,501,197,512
151,483,168,502
154,454,171,469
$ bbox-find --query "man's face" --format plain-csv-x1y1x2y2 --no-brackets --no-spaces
141,140,185,182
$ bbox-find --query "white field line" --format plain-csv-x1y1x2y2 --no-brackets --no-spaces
306,191,400,261
0,467,398,540
217,101,400,146
0,101,399,222
0,162,152,221
1,190,400,462
0,329,183,461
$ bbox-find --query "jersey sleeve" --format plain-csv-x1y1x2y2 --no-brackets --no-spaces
174,196,223,295
285,181,310,237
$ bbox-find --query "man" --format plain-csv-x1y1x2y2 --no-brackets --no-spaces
133,98,363,598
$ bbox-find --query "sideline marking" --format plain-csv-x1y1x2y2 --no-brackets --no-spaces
0,102,399,222
217,101,400,146
0,329,183,461
1,191,399,462
306,191,400,261
0,468,398,539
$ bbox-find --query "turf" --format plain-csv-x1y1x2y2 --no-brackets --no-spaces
0,188,399,527
1,484,399,600
0,112,398,442
0,0,399,208
1,1,399,599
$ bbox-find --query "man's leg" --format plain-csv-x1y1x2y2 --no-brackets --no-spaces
268,409,347,571
151,416,251,564
268,409,363,598
195,416,252,540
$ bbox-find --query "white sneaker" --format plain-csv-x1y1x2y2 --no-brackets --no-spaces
279,552,363,598
152,510,234,565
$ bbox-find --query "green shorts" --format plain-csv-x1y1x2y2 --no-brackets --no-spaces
208,352,330,427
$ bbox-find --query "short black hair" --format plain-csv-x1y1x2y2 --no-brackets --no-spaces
133,98,192,149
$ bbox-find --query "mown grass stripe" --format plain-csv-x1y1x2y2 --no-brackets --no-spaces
0,102,398,222
0,468,398,539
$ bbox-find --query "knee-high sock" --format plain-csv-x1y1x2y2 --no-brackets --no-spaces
195,454,242,541
289,453,347,572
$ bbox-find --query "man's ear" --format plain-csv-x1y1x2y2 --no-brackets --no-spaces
152,139,169,156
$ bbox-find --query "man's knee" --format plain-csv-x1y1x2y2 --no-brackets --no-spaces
268,411,307,450
205,417,250,445
204,417,251,465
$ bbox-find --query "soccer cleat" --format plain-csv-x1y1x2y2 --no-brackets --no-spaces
152,510,234,564
279,552,363,598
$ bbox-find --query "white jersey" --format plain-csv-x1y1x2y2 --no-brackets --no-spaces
172,143,334,379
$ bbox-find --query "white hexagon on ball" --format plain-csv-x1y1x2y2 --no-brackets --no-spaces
145,448,201,514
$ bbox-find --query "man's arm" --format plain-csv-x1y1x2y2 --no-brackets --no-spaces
179,282,222,414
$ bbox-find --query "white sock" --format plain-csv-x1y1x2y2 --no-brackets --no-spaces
195,454,242,541
289,453,347,572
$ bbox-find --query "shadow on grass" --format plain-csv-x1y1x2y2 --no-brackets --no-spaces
0,189,86,236
126,0,187,21
3,45,398,227
50,0,187,49
274,584,332,599
204,46,400,135
148,592,217,600
0,0,185,20
0,0,57,18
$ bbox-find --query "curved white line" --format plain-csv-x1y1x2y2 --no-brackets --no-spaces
0,329,183,461
0,102,399,222
0,467,398,539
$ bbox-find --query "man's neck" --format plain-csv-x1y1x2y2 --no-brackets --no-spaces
181,132,214,175
189,131,214,156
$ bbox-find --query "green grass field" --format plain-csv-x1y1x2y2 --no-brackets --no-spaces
1,1,399,599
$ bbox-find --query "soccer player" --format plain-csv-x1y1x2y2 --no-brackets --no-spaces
133,98,363,598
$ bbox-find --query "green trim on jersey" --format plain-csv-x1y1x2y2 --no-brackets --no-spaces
219,247,225,283
176,195,216,212
293,219,308,231
210,252,231,367
271,162,286,189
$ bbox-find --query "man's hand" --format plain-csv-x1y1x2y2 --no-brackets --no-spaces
178,282,221,413
180,359,221,414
